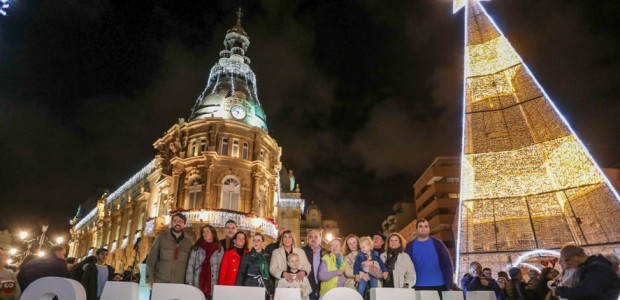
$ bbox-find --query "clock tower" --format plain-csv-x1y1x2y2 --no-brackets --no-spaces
188,8,268,131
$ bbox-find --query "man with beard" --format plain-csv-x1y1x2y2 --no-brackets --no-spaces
405,219,454,293
146,212,193,284
302,230,326,300
219,220,238,251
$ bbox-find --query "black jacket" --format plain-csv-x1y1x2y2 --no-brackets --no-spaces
302,245,326,300
81,263,114,300
236,249,273,293
556,254,620,300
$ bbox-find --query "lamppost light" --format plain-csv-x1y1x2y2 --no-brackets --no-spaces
325,233,334,242
6,258,13,265
37,250,45,257
56,236,64,244
19,231,28,240
9,248,17,255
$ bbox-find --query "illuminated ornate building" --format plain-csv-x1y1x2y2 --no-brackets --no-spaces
68,11,296,269
454,0,620,277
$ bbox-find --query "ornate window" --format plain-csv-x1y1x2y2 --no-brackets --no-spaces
189,139,198,157
187,177,204,209
200,138,208,153
232,139,240,157
242,142,249,160
158,193,168,216
221,176,241,210
221,138,229,156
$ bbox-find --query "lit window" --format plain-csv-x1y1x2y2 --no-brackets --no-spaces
125,217,132,236
221,176,241,210
243,142,249,160
232,139,240,157
448,193,460,199
221,138,229,156
188,178,204,209
189,139,198,157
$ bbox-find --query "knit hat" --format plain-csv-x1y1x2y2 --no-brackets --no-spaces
508,267,521,278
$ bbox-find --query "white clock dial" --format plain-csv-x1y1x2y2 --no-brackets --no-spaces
231,105,247,120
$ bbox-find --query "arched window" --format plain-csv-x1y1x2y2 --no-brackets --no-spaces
187,177,204,209
221,176,241,210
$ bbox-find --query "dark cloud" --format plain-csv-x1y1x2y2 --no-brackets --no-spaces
0,0,619,237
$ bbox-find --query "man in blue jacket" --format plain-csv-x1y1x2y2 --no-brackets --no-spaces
552,245,620,300
405,219,454,292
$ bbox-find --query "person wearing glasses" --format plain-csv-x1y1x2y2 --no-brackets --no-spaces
551,245,620,300
146,212,194,285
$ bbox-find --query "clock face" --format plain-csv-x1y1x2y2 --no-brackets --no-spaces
231,105,247,120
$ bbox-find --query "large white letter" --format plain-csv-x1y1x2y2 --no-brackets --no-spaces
100,282,139,300
21,277,86,300
274,288,301,300
370,288,416,300
442,291,465,300
213,285,264,300
466,291,496,300
416,290,440,300
152,283,205,300
321,287,363,300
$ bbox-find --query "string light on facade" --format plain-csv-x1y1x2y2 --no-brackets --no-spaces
453,0,620,279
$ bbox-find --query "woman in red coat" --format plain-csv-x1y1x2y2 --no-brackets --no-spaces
218,231,249,285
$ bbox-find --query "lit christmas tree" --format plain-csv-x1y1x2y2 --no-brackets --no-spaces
454,0,620,277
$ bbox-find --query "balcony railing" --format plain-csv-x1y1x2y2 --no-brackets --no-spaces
145,210,277,239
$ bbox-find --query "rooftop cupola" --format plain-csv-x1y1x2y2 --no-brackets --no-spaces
189,8,268,131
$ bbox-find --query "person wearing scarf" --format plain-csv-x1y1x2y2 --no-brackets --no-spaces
185,225,224,300
318,238,347,296
237,233,274,297
380,232,416,289
218,231,249,286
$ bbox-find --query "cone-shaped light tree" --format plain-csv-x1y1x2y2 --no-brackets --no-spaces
454,0,620,277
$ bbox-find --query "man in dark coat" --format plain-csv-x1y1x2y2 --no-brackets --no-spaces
17,245,68,291
461,261,504,300
302,229,326,300
552,245,620,300
219,220,238,251
81,248,114,300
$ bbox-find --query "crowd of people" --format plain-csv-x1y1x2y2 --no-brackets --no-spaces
1,214,619,300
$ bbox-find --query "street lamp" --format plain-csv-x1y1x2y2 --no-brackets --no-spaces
19,231,28,240
56,236,64,245
325,233,334,243
9,248,17,255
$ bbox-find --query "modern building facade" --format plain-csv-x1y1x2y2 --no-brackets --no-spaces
68,12,305,270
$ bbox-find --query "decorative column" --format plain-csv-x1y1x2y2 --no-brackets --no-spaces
204,163,214,208
252,171,264,216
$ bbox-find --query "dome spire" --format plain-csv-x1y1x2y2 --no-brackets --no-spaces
236,7,243,27
188,9,268,131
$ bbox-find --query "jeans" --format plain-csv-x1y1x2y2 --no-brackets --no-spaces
357,274,378,295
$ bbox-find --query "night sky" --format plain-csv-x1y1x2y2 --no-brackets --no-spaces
1,0,619,239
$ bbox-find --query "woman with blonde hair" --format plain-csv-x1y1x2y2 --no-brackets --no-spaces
380,232,415,289
343,234,360,289
269,230,311,287
318,238,346,296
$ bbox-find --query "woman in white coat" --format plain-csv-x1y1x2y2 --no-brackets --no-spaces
380,232,415,289
269,230,311,287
